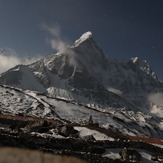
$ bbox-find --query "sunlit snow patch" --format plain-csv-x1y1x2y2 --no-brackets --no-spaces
74,127,114,141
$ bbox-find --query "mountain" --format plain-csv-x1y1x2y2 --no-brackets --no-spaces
0,32,132,110
1,32,162,112
0,32,163,139
0,48,16,57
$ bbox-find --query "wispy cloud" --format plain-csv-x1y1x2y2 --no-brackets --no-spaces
148,93,163,117
41,24,68,53
0,25,70,74
148,93,163,106
0,55,20,73
0,49,40,74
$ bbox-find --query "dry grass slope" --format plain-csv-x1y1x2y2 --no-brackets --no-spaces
0,147,88,163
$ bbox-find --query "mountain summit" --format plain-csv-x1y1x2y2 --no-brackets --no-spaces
72,31,93,47
130,57,159,80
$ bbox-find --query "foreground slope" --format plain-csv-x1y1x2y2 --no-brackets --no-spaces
0,84,56,118
0,84,163,139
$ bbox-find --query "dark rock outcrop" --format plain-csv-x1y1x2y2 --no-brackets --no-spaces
58,126,78,137
121,147,141,163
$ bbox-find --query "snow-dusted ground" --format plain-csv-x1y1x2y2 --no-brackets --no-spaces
1,84,163,140
31,129,64,139
0,85,56,118
31,126,114,141
150,143,163,149
103,148,154,162
37,94,163,139
0,85,161,162
102,148,121,159
74,127,114,141
138,149,153,163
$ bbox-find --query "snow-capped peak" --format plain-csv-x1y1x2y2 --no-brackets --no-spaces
130,57,139,63
78,31,92,40
130,57,149,68
73,31,93,47
0,48,13,56
130,57,158,80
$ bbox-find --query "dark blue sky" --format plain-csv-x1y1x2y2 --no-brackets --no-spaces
0,0,163,79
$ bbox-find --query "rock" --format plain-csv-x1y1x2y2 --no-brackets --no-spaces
88,116,93,124
121,147,141,163
24,120,53,133
69,133,79,138
83,135,96,141
59,126,78,137
151,155,163,163
91,145,105,154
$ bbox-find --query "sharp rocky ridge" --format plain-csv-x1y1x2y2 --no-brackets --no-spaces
0,31,163,139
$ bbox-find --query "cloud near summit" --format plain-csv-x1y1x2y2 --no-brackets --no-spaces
148,93,163,117
0,25,70,74
41,24,69,53
0,51,40,74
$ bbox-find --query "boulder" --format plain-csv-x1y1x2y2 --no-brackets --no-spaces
83,135,96,141
121,147,141,163
59,126,78,137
